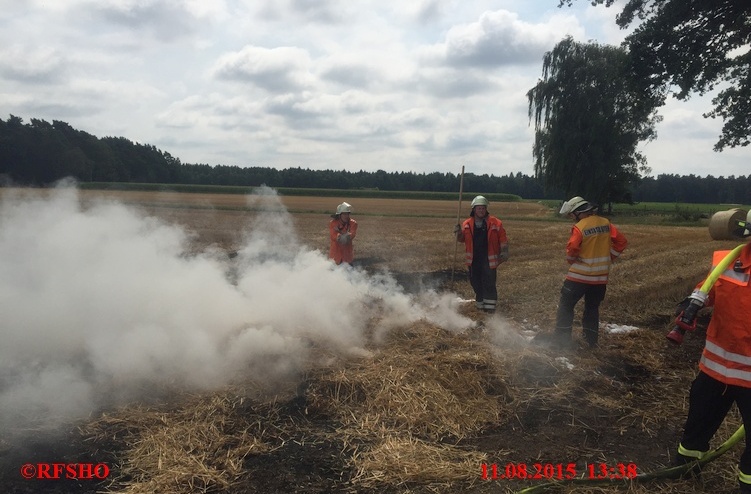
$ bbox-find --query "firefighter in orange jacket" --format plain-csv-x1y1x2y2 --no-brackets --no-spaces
329,202,357,265
554,196,627,347
674,210,751,493
455,196,509,313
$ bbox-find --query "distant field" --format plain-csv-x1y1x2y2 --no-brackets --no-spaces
79,181,522,203
75,182,751,226
540,198,751,223
77,189,541,216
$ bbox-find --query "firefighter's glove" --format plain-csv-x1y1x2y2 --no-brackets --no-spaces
499,243,509,262
454,224,464,242
674,290,707,332
337,233,351,245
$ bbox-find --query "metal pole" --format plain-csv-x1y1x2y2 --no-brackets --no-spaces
451,165,465,284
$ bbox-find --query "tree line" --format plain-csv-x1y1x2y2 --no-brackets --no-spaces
1,115,749,205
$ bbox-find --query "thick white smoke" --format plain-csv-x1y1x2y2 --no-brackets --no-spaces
0,185,473,433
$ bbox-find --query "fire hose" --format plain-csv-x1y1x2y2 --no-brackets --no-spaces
666,243,745,344
513,425,745,493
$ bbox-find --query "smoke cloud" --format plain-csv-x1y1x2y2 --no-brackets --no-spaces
0,185,473,434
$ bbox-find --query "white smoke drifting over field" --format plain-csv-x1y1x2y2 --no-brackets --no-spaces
0,185,473,432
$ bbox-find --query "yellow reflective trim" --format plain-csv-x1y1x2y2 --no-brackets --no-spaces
739,469,751,484
566,272,609,282
570,262,610,273
576,256,611,264
678,443,706,459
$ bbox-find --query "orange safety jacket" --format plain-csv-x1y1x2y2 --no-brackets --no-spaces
698,244,751,388
565,215,627,285
329,217,358,264
460,216,508,269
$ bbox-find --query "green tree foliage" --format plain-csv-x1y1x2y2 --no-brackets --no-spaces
527,37,661,208
561,0,751,151
0,115,548,198
0,115,180,185
634,174,751,204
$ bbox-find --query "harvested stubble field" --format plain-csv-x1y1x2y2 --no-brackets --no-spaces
1,188,746,494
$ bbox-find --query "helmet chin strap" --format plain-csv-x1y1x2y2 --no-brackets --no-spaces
572,207,595,221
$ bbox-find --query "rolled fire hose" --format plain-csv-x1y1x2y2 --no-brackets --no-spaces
513,425,745,493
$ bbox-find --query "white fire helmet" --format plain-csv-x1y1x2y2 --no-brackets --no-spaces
559,196,593,216
335,202,352,215
471,196,489,208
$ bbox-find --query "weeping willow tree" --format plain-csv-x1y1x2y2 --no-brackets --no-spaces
527,36,662,210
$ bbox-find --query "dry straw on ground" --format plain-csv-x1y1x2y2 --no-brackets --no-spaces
306,322,511,441
305,321,512,486
80,321,512,492
78,317,743,493
349,434,489,487
82,393,273,494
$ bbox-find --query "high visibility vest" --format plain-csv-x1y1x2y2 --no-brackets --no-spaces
699,245,751,387
565,215,627,284
461,216,508,269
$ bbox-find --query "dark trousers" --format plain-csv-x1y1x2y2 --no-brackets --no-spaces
554,279,606,346
680,371,751,479
468,260,497,311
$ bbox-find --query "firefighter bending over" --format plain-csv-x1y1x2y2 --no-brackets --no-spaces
455,195,509,313
554,196,627,347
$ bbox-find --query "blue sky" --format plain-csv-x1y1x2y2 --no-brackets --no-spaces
1,0,748,178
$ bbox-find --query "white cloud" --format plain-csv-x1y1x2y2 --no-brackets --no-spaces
78,0,207,41
254,0,350,24
213,46,314,93
440,10,582,67
0,45,67,84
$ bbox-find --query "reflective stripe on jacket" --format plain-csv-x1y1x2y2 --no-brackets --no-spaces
461,216,508,269
699,244,751,387
565,215,627,285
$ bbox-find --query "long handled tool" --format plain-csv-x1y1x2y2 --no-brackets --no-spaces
450,165,465,284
